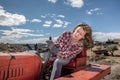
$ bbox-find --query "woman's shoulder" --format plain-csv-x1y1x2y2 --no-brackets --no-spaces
62,30,72,35
60,30,72,38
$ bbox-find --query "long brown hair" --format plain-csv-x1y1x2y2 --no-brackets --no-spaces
73,22,94,48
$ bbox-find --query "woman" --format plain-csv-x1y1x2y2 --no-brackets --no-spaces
50,23,94,80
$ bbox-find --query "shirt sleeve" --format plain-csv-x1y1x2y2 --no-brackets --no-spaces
60,45,83,59
54,31,70,48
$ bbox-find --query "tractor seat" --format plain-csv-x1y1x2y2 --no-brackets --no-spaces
63,47,87,71
47,47,87,72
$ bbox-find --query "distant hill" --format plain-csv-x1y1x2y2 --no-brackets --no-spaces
0,43,46,52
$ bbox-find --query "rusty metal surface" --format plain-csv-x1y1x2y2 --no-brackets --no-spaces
55,64,111,80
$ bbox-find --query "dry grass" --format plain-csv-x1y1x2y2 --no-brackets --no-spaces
87,46,120,80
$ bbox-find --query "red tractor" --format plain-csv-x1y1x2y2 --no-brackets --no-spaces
0,47,111,80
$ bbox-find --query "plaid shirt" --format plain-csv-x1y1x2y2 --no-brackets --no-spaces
54,31,83,60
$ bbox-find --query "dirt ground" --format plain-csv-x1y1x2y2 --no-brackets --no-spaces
87,49,120,80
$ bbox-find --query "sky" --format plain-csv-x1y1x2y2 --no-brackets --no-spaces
0,0,120,44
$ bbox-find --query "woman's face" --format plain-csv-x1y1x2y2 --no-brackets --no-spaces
73,26,86,41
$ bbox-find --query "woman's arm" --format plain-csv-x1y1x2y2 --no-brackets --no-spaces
54,31,70,48
57,45,83,59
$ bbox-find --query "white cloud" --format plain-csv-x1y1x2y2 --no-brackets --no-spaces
48,0,84,8
40,14,70,28
0,5,26,26
17,38,48,44
64,0,84,8
0,28,44,43
43,21,52,27
0,35,58,44
53,19,63,28
31,19,41,23
45,33,50,35
53,24,62,28
41,15,46,18
87,11,92,15
48,0,57,3
53,19,71,28
86,8,103,15
93,32,120,41
55,19,64,24
0,5,3,10
17,36,58,44
0,37,47,44
1,28,44,37
63,21,71,28
50,14,56,18
58,15,65,18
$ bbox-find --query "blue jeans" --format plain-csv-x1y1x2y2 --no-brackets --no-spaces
50,58,70,80
40,46,58,61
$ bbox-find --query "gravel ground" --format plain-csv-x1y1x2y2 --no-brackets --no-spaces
87,50,120,80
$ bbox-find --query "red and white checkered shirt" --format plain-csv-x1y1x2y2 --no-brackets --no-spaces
54,31,83,60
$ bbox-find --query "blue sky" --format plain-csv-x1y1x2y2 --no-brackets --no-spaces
0,0,120,44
